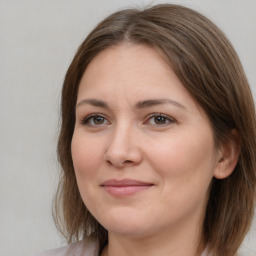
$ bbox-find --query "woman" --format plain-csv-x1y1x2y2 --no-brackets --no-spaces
37,4,256,256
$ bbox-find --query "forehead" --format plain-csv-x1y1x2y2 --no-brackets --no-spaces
77,43,205,115
79,44,178,95
80,43,172,85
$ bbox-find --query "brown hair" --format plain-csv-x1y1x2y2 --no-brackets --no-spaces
54,4,256,256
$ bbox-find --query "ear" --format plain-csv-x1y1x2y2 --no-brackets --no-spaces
213,129,240,179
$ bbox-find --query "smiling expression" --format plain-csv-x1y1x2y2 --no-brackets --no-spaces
71,43,221,239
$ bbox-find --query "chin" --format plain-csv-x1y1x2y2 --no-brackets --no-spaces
97,210,152,237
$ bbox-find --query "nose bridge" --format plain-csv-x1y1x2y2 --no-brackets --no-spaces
105,120,142,167
112,120,130,147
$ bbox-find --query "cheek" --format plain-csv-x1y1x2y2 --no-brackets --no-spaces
71,133,103,180
71,134,105,210
148,130,216,216
148,129,216,185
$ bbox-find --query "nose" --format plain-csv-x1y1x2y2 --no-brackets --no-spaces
104,124,143,168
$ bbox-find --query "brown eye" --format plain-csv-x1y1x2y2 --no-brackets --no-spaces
81,114,110,126
93,116,105,125
146,113,175,126
154,116,167,124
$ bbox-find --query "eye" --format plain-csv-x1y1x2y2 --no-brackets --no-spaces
80,114,110,126
146,113,175,126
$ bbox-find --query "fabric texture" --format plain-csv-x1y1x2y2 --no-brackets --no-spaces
34,239,211,256
34,239,99,256
35,238,256,256
35,240,255,256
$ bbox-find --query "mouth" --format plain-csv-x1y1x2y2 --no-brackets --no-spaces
100,179,154,197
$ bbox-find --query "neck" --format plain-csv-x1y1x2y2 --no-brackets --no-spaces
100,220,205,256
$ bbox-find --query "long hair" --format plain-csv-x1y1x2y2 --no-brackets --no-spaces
54,4,256,255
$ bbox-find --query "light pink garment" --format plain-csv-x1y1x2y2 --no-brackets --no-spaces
35,240,209,256
35,240,253,256
34,239,99,256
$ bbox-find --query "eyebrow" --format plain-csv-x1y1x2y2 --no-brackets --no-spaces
76,98,186,110
76,99,110,109
135,98,186,109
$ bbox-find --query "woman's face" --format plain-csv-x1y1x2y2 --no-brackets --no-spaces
72,44,221,239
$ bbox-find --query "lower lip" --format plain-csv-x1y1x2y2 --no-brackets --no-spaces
102,185,153,196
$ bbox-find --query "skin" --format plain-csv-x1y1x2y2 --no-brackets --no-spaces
71,43,238,256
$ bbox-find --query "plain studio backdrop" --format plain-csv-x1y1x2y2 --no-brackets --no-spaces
0,0,255,255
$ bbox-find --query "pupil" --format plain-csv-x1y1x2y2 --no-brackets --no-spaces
94,116,104,124
155,116,165,124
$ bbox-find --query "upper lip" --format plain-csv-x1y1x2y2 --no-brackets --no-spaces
101,179,154,187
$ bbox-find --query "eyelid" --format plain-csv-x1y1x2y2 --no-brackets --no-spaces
80,113,110,126
144,113,176,125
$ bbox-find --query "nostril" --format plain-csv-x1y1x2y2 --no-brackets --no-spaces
105,159,134,167
103,148,143,167
124,160,133,164
106,160,112,166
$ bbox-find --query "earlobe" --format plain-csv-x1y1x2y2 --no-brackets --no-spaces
213,129,240,179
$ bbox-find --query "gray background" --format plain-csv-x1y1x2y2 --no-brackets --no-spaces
0,0,255,255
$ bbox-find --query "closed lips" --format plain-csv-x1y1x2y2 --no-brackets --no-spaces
101,179,154,187
101,179,154,196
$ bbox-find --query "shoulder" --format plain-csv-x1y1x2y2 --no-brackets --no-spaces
201,248,256,256
34,239,99,256
238,248,256,256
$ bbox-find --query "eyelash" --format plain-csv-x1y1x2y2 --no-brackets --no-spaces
80,113,175,127
145,113,175,126
80,114,110,126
